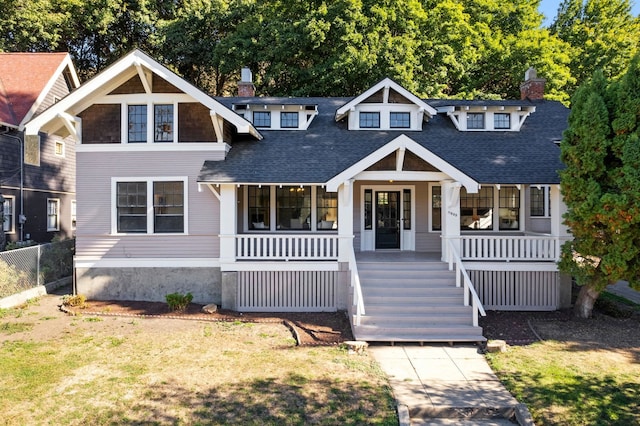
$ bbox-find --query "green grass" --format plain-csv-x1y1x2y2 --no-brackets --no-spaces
0,317,396,425
487,341,640,425
0,322,34,334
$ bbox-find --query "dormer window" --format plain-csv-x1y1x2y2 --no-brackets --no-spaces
467,113,485,129
359,112,380,128
128,105,147,142
390,112,410,128
253,111,271,128
154,104,173,142
494,113,510,129
280,112,299,128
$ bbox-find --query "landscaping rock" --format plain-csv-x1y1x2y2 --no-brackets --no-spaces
344,340,368,355
486,339,507,353
202,304,218,314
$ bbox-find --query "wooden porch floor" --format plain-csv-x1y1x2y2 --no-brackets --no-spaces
355,251,442,262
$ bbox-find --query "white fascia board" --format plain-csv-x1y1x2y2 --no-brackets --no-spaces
325,134,479,192
18,54,81,130
76,142,231,153
335,78,437,121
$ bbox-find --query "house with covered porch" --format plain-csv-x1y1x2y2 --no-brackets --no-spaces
25,50,571,343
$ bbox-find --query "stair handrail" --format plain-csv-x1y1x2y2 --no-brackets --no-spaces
348,246,365,326
446,239,486,327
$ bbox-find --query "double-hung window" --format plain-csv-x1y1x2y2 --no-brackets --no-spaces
47,199,60,231
467,113,485,129
253,111,271,128
530,186,550,217
499,187,520,230
390,112,410,129
280,112,299,128
2,196,14,233
154,104,174,142
115,179,186,234
248,186,270,230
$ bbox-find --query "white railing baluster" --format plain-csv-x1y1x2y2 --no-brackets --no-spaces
454,235,561,262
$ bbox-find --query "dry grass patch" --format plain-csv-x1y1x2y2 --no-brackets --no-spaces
0,298,396,425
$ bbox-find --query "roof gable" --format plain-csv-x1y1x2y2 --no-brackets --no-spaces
335,78,437,121
24,49,260,139
0,52,79,128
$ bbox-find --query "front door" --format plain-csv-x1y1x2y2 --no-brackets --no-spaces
375,191,400,249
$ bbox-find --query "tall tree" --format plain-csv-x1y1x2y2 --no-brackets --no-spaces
551,0,640,95
559,56,640,318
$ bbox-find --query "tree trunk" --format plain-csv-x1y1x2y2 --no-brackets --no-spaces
573,283,601,318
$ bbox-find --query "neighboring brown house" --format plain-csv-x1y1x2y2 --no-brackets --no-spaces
0,52,80,244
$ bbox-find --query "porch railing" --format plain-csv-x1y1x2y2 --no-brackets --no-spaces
446,239,486,327
458,235,560,261
348,245,365,326
235,234,340,260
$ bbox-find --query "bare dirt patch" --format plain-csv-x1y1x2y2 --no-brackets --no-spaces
63,299,354,346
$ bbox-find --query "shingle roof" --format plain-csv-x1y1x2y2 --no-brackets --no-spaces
199,97,568,185
0,52,70,127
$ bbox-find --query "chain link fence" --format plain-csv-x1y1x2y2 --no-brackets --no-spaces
0,239,75,299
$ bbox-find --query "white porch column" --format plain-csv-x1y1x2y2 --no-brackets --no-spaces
441,180,461,262
550,184,570,257
219,184,237,263
338,180,354,262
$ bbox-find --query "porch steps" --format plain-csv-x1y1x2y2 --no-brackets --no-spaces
352,261,485,343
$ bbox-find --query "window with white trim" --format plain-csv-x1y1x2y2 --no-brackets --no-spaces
280,112,299,128
3,196,15,233
128,105,147,142
277,186,311,230
359,112,380,128
390,112,410,128
530,186,550,217
460,187,493,230
499,186,520,230
47,198,60,231
253,111,271,128
317,187,338,230
154,104,174,142
55,140,65,157
494,113,511,129
71,200,77,230
115,178,186,234
467,113,485,129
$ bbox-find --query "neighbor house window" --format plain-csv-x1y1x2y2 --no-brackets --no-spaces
390,112,410,128
276,186,310,230
467,113,485,129
359,112,380,128
248,186,270,230
3,196,14,233
499,187,520,230
280,112,299,128
530,186,550,217
253,111,271,128
494,113,510,129
317,187,338,230
117,182,147,233
153,181,184,233
116,179,186,234
47,199,60,231
154,104,174,142
54,140,65,156
460,187,493,230
431,186,441,231
128,105,147,142
71,200,77,230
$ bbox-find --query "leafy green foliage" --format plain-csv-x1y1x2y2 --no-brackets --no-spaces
559,54,640,316
165,292,193,312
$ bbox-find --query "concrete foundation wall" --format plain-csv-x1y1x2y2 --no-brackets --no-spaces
76,267,221,304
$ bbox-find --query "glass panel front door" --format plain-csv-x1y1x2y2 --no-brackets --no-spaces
375,191,400,249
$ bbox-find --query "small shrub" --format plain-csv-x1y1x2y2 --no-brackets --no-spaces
62,294,87,309
165,292,193,312
0,260,31,298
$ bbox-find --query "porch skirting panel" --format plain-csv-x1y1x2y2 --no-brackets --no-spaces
237,270,341,312
469,270,559,311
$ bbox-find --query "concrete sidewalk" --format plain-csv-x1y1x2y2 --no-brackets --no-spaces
369,344,526,425
607,281,640,304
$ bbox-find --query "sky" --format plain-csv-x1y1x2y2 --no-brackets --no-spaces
539,0,640,26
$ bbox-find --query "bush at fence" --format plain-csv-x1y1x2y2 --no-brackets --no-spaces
0,260,31,299
39,238,74,284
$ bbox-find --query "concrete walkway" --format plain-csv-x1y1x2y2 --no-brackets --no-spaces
607,281,640,304
369,344,524,425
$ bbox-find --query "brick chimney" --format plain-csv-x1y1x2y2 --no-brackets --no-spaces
237,67,255,97
520,67,546,101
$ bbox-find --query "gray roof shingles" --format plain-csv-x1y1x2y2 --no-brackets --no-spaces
198,97,568,185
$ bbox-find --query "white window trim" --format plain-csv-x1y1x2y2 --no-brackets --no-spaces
47,198,60,231
458,185,524,233
3,195,15,234
71,200,77,230
350,104,422,131
119,96,180,144
360,184,416,251
110,176,189,235
428,183,442,233
529,185,551,218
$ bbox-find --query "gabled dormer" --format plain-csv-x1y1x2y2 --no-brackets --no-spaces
233,102,318,130
335,78,437,131
438,104,536,132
